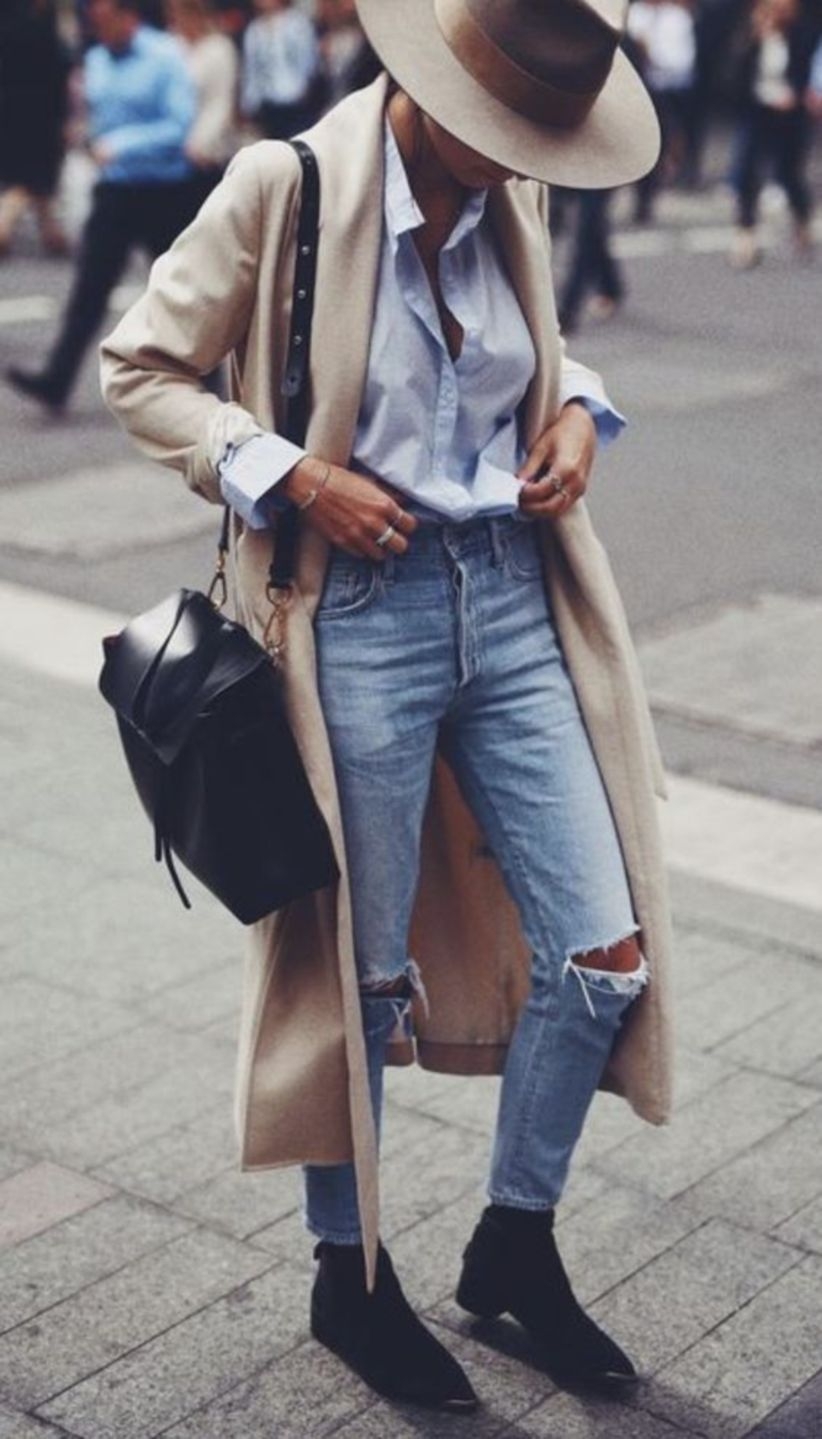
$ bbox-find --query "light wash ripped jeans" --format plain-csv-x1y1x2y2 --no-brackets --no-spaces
304,513,648,1243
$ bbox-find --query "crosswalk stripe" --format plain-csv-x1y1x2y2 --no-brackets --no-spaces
0,296,57,326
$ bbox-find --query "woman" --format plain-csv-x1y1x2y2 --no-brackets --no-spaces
166,0,240,211
0,0,72,257
240,0,320,139
101,0,674,1414
730,0,816,269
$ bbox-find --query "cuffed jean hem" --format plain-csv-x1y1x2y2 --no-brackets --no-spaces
485,1191,559,1212
304,1216,363,1246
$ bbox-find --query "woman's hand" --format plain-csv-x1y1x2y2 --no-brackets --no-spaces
516,401,597,520
282,457,418,559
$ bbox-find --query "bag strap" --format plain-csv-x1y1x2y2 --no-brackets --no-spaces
214,138,321,600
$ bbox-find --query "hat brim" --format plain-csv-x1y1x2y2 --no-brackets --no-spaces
356,0,660,188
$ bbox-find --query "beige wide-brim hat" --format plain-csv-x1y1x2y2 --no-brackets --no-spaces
356,0,660,189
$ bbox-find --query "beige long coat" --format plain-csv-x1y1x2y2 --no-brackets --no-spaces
101,76,674,1287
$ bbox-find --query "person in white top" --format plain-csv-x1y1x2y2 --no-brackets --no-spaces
730,0,816,268
166,0,240,207
627,0,698,220
240,0,320,139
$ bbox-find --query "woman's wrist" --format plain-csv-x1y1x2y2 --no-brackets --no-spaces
282,455,329,507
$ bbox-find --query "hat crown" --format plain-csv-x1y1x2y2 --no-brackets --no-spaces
438,0,627,98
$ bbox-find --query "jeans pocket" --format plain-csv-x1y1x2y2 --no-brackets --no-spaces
503,523,543,581
315,556,381,620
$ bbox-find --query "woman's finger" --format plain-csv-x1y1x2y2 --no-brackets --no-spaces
519,475,580,518
389,506,418,536
521,470,584,505
517,438,553,482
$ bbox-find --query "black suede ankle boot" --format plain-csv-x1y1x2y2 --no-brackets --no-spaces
311,1241,478,1411
456,1204,637,1383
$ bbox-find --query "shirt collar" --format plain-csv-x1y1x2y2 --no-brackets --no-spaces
383,116,487,250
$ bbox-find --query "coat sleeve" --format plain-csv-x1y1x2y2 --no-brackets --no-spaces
100,142,294,505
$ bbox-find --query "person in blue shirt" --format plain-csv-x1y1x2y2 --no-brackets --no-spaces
6,0,197,413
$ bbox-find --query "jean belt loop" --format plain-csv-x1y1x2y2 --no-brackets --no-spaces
382,547,396,584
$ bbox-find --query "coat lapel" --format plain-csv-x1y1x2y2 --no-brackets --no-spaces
296,77,389,612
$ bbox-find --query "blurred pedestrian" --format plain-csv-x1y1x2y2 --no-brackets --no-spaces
628,0,698,220
729,0,816,268
0,0,72,258
166,0,240,209
315,0,380,108
5,0,196,414
240,0,320,138
803,31,822,117
558,190,625,334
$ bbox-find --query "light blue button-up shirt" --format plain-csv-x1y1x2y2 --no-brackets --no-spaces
241,9,319,115
219,118,624,528
85,26,196,185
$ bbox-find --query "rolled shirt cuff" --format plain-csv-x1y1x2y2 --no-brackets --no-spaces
217,432,306,529
559,373,626,450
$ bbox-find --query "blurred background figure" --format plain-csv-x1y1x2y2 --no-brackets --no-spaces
240,0,320,139
628,0,699,221
557,190,625,335
729,0,817,268
315,0,380,108
166,0,240,209
4,0,196,414
0,0,72,258
808,33,822,118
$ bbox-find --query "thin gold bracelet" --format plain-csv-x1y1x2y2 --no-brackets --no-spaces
296,463,331,511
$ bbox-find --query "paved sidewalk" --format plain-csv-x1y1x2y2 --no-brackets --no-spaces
2,656,822,1439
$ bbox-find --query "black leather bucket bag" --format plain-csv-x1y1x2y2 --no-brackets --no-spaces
99,141,337,924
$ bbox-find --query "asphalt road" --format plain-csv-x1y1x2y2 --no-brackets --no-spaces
1,152,820,810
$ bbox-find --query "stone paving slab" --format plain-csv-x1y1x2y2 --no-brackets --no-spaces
1,1026,232,1147
0,1145,33,1183
0,1228,273,1408
596,1069,820,1200
714,988,822,1078
682,1102,822,1233
748,1370,822,1438
0,1195,192,1335
30,1045,235,1172
170,1165,301,1241
90,1105,236,1207
0,1163,111,1250
638,1255,822,1438
673,949,812,1054
160,1343,371,1438
0,976,138,1085
37,1263,311,1439
589,1219,799,1378
499,1392,688,1437
0,1406,70,1439
773,1192,822,1253
0,871,239,1006
134,960,243,1034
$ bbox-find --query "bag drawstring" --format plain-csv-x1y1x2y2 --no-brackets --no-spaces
153,797,192,910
